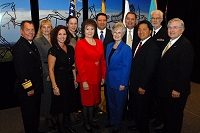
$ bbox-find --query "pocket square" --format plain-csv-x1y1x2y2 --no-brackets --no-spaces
156,38,164,41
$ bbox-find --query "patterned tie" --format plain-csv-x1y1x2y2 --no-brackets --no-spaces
100,31,104,42
127,30,132,48
162,41,172,57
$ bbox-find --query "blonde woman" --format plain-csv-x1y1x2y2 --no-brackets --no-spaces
33,20,56,130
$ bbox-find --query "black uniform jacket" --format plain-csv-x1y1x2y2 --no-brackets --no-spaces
12,36,43,96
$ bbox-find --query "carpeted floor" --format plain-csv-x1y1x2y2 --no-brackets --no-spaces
0,82,200,133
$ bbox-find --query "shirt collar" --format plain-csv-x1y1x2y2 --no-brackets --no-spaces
153,26,162,34
170,34,182,45
97,28,106,34
140,36,151,45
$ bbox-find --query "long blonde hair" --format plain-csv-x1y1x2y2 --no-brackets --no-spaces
35,19,53,38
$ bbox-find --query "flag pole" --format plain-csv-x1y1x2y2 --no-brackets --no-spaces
102,0,106,13
74,0,76,17
123,0,130,25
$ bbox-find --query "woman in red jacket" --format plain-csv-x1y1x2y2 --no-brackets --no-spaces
75,19,106,132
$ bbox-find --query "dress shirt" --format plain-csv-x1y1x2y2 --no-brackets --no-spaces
97,28,106,39
161,34,182,57
134,36,151,57
152,26,162,36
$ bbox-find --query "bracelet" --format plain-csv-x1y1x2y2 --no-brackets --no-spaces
52,85,58,90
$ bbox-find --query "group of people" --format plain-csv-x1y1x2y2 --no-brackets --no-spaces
11,9,194,133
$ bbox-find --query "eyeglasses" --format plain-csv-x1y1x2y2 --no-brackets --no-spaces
151,17,161,20
168,26,181,30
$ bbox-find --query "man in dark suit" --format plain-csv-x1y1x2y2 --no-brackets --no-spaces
12,20,44,133
155,18,194,133
93,13,114,118
122,11,140,121
122,12,139,50
127,20,160,133
94,13,114,55
150,10,169,127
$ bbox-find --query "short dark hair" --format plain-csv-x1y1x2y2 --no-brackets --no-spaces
125,12,137,19
81,19,97,38
50,25,70,46
66,15,78,24
95,13,107,21
20,20,34,29
138,20,153,31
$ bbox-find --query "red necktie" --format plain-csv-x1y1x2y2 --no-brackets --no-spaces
135,42,142,54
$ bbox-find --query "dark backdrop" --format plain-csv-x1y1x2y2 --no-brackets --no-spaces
0,0,199,110
157,0,200,83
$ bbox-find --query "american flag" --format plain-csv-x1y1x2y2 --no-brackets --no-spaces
69,0,76,16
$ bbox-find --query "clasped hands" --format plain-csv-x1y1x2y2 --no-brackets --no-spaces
82,79,105,91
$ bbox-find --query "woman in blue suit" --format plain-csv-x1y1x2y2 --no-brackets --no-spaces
105,22,132,133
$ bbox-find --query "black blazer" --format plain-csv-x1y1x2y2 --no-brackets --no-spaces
157,35,194,98
129,37,160,94
12,37,43,96
94,28,114,55
122,27,140,53
152,27,169,51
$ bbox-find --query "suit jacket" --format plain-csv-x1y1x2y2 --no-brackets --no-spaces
152,27,169,51
157,35,194,98
129,37,160,94
33,36,51,77
94,28,114,55
122,27,140,53
105,41,132,89
12,36,43,96
75,38,106,84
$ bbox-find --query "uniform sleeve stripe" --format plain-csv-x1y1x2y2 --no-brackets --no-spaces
21,80,32,89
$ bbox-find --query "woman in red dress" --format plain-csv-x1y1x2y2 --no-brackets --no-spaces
75,19,106,132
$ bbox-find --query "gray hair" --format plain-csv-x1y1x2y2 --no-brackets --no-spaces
167,18,185,30
151,10,163,19
111,22,126,36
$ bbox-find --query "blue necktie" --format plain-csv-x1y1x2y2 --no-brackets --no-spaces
100,31,104,42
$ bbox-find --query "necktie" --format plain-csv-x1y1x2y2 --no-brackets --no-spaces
135,42,142,54
127,30,132,48
152,31,156,36
100,31,104,42
162,41,172,57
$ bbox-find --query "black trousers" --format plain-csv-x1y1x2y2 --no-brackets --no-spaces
161,95,188,133
130,92,150,133
155,95,164,122
18,93,41,133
